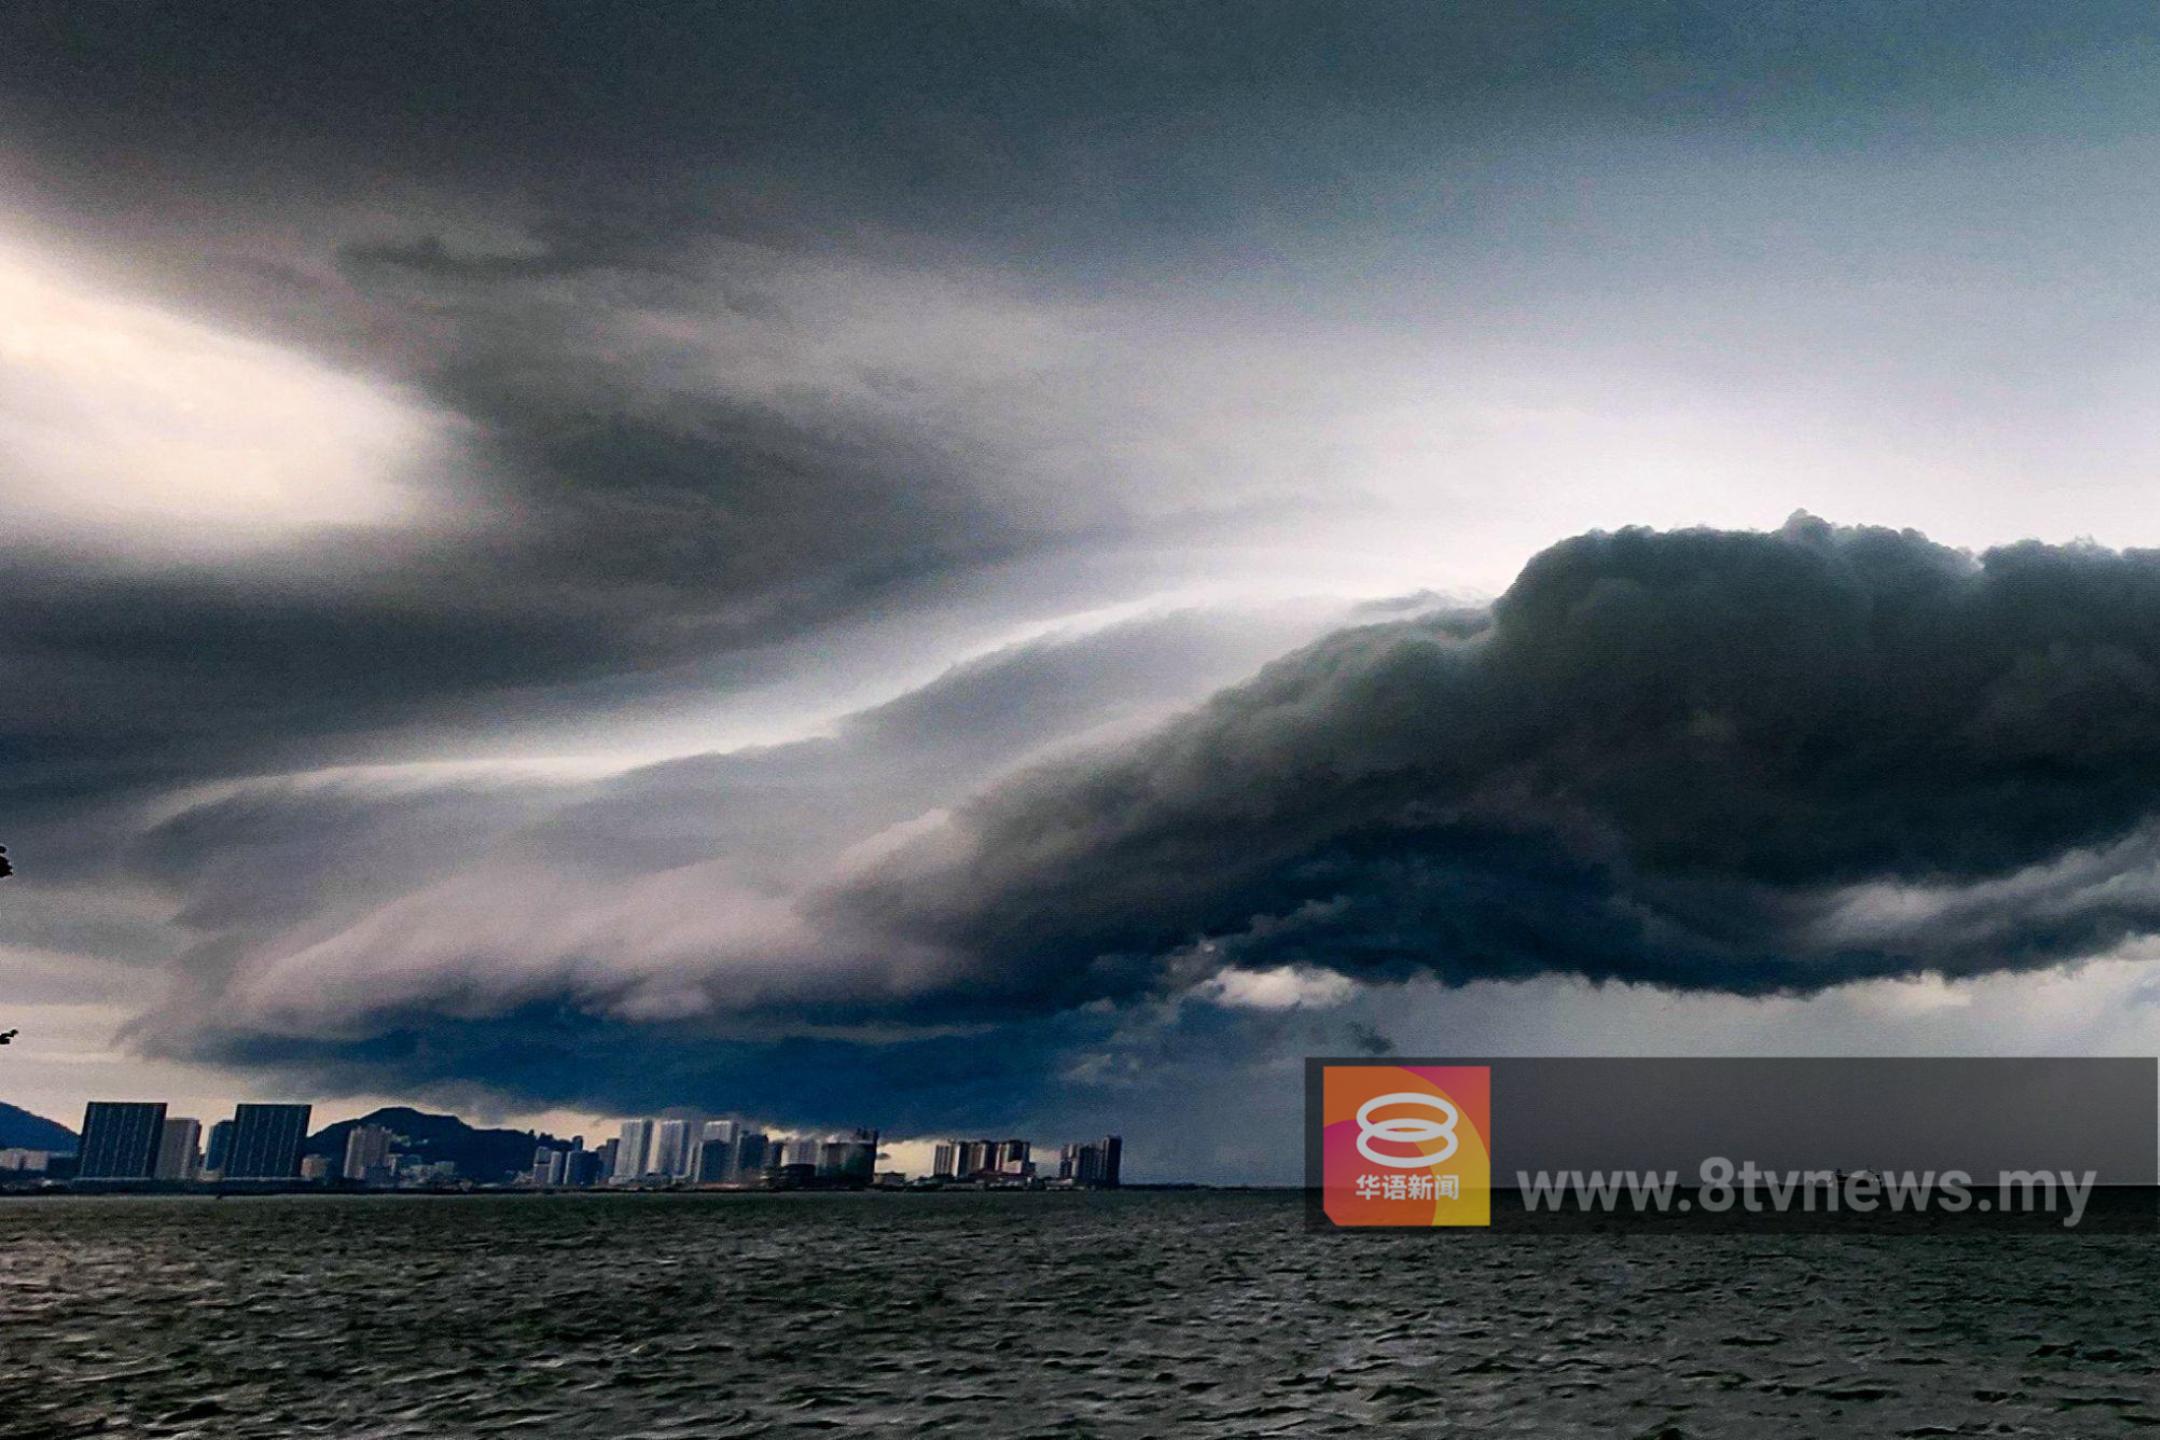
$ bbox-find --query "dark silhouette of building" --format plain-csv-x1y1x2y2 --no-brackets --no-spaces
221,1103,312,1180
77,1101,167,1181
816,1129,879,1183
1059,1136,1123,1188
694,1135,735,1184
933,1136,1034,1180
204,1119,234,1174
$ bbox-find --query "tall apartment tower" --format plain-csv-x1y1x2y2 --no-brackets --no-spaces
343,1124,395,1183
203,1119,235,1175
77,1102,168,1181
650,1118,691,1178
1060,1135,1124,1188
222,1104,312,1180
614,1119,656,1181
693,1120,739,1183
153,1117,203,1181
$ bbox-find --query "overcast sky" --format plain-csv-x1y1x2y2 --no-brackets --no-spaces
12,3,2160,1180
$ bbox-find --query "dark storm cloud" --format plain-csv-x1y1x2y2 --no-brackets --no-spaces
116,604,1350,1055
8,1,2149,257
836,518,2160,1002
3,0,2155,832
113,519,2160,1130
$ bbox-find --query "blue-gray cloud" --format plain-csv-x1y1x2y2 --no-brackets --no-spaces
840,517,2160,1003
110,520,2160,1132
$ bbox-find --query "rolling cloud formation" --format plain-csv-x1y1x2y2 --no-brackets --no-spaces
112,519,2160,1124
842,517,2160,999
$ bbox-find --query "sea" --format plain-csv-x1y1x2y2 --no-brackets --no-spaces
1,1190,2153,1437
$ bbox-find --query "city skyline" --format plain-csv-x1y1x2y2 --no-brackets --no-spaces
4,1089,1129,1189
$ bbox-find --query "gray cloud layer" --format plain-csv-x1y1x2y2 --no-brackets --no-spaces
89,520,2160,1132
841,517,2160,1001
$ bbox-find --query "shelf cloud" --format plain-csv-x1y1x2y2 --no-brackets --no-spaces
90,519,2160,1129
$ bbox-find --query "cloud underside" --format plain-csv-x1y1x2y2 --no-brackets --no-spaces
115,519,2160,1119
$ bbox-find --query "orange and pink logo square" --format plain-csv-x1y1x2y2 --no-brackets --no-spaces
1321,1064,1491,1226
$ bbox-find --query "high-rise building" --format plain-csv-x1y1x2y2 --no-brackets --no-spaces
299,1154,333,1182
613,1120,655,1181
595,1138,619,1178
154,1117,202,1181
563,1149,606,1187
652,1122,695,1174
817,1129,879,1183
222,1104,312,1180
203,1119,234,1176
1059,1135,1123,1188
692,1120,739,1184
649,1118,691,1179
937,1138,1029,1179
735,1131,768,1180
77,1102,167,1181
343,1124,395,1183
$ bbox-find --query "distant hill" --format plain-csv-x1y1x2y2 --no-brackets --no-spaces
304,1106,573,1185
0,1102,78,1152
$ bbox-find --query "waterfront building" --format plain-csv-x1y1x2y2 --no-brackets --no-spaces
817,1129,879,1183
343,1124,396,1184
0,1149,52,1173
650,1118,691,1179
154,1117,202,1181
691,1119,738,1183
77,1101,167,1181
222,1103,312,1180
299,1154,333,1182
563,1149,606,1187
203,1119,234,1176
613,1120,655,1182
1058,1136,1124,1188
935,1137,1035,1181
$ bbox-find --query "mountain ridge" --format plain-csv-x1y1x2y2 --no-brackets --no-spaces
304,1106,576,1185
0,1101,79,1152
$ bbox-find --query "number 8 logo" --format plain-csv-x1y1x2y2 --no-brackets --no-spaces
1355,1092,1460,1168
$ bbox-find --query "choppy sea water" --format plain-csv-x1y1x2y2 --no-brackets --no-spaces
2,1190,2156,1437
